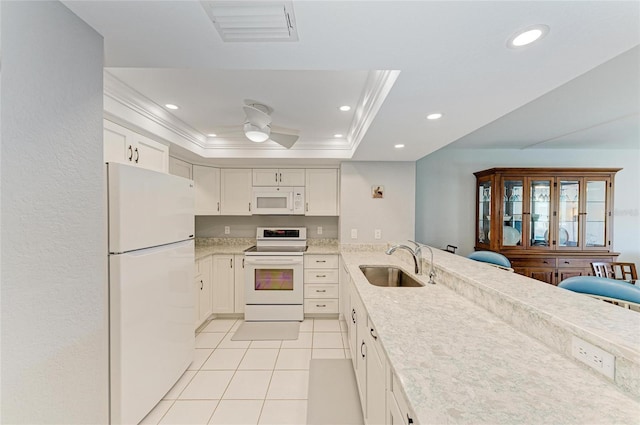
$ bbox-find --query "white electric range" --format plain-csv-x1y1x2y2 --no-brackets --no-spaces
244,227,307,321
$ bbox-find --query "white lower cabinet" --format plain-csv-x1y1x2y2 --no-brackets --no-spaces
304,254,339,315
347,271,409,425
233,254,245,313
195,255,212,328
211,254,245,314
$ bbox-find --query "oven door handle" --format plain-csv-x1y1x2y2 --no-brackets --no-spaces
245,258,303,266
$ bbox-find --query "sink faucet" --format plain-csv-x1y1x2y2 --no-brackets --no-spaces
385,241,436,284
385,244,421,275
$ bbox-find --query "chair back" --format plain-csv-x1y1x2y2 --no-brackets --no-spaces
591,262,638,282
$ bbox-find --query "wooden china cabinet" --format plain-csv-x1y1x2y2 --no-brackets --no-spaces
474,168,620,285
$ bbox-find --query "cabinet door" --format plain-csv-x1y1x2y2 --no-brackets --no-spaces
211,255,235,313
558,268,588,283
348,284,358,371
305,169,339,216
528,268,556,285
134,133,169,173
234,255,245,313
104,120,132,165
525,177,554,250
584,178,611,250
501,177,525,249
169,157,193,180
252,169,279,186
476,176,493,249
556,178,581,250
198,256,213,324
366,321,386,425
193,166,221,215
280,169,305,186
339,257,351,321
220,169,252,215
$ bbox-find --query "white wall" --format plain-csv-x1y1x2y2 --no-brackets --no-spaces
0,2,108,423
340,162,415,244
415,148,640,265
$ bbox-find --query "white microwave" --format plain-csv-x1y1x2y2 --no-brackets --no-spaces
252,186,305,215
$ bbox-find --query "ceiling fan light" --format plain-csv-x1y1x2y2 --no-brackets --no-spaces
244,122,270,142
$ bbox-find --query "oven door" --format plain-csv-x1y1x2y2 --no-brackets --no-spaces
245,256,304,304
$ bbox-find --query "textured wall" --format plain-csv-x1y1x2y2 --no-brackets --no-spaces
340,162,415,244
415,148,640,263
0,2,108,423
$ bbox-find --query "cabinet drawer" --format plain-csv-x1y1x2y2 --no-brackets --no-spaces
390,372,415,425
557,258,594,268
304,269,339,283
509,257,556,268
304,255,339,269
367,316,385,362
305,283,339,299
304,298,338,314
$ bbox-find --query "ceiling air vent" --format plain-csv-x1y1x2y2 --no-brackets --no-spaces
201,1,298,42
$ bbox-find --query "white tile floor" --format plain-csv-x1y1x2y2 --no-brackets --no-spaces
140,318,351,425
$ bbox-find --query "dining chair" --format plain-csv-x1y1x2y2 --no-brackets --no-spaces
591,262,638,283
591,262,613,278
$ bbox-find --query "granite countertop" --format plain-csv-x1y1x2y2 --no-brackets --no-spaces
341,251,640,424
195,238,339,259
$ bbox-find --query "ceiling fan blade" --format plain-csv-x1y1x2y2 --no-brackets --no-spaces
243,105,272,128
270,132,299,149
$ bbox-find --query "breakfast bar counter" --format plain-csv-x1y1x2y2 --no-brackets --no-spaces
341,249,640,424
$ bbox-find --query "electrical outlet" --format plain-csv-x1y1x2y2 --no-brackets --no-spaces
351,229,358,239
317,226,323,235
374,229,382,239
224,226,230,235
571,336,615,380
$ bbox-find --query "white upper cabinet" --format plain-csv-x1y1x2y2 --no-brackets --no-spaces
220,169,252,215
104,119,168,173
253,169,305,186
193,165,221,215
169,157,193,180
305,169,339,216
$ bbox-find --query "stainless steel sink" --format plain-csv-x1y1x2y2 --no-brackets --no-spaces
359,266,424,287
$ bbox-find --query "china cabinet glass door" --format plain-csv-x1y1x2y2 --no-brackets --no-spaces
557,179,580,248
584,178,609,249
477,178,492,247
502,178,524,248
527,178,553,249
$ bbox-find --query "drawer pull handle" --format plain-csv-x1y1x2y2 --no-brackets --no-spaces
370,328,378,340
351,309,356,324
407,414,414,424
200,279,203,290
316,274,326,278
316,260,326,263
543,260,549,264
316,304,326,308
316,289,326,293
564,261,570,264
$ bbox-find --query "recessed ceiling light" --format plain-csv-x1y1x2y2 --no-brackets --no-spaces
207,133,217,137
394,144,405,149
339,105,351,112
507,25,549,48
165,104,179,110
426,113,443,120
334,134,344,138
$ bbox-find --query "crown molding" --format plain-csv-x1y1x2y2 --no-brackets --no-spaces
103,71,206,148
347,70,401,154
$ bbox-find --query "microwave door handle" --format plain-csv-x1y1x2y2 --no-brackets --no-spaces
289,192,294,211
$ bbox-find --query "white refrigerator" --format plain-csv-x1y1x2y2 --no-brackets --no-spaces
107,163,195,425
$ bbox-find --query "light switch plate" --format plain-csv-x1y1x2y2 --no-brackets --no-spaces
351,229,358,239
224,226,230,234
374,229,382,239
317,226,323,235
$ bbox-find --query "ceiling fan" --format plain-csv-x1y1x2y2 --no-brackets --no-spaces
240,99,300,148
